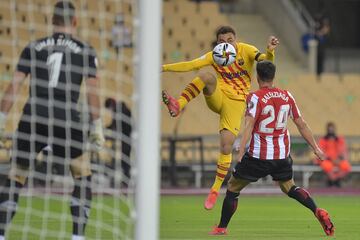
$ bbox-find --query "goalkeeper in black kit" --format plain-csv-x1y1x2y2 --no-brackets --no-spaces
0,1,104,240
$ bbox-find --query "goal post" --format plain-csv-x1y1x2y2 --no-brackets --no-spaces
135,0,162,239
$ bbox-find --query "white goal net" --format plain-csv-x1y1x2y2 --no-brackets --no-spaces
0,0,148,239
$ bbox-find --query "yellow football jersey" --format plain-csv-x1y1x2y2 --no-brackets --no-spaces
163,42,274,100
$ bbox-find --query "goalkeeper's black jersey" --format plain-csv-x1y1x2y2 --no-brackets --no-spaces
16,32,98,121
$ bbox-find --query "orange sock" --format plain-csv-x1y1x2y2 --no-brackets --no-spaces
178,77,205,110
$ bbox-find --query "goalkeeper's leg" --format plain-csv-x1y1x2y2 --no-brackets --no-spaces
0,165,28,238
162,72,216,117
70,153,92,240
0,122,44,238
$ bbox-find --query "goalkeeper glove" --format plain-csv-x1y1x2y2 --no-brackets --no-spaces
89,118,105,151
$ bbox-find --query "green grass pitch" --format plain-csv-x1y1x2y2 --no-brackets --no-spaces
5,195,360,239
160,195,360,240
7,196,133,240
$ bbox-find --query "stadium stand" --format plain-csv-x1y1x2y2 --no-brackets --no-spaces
161,1,360,137
1,0,359,188
160,0,360,188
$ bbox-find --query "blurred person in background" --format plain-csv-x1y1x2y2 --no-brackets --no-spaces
104,98,132,188
301,12,330,76
316,122,351,187
314,13,330,76
111,13,132,57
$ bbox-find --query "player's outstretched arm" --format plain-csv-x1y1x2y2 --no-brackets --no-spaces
267,36,279,51
162,52,212,72
293,117,326,160
236,115,256,161
256,36,279,62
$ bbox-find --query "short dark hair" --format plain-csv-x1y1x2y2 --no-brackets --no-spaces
326,121,335,129
256,61,276,82
216,26,236,39
52,1,76,26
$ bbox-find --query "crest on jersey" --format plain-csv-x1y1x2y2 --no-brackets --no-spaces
237,58,244,66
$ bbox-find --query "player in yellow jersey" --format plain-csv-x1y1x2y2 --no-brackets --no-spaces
162,26,279,210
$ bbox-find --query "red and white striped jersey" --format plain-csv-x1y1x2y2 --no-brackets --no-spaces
245,87,301,160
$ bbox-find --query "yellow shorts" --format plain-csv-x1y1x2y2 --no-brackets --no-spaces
204,83,246,136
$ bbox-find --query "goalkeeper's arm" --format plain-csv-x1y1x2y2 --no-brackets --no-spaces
0,71,27,138
0,71,27,114
162,52,212,72
86,76,105,150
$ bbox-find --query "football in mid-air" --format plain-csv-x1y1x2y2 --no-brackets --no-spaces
212,42,236,66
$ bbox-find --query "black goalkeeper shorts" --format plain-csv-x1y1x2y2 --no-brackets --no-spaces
12,116,85,168
232,153,293,182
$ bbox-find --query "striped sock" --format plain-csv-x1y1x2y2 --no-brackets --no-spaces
178,77,205,110
211,154,232,192
288,186,317,213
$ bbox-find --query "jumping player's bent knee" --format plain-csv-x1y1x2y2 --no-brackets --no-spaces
70,152,92,178
220,129,236,155
199,72,217,95
220,143,233,155
199,72,216,85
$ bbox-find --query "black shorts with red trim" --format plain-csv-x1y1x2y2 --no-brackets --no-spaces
232,153,293,182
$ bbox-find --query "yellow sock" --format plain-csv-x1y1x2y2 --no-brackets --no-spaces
211,153,232,192
178,77,205,110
